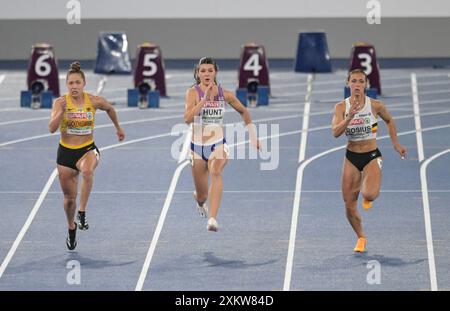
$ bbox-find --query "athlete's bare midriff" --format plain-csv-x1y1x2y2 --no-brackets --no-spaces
60,132,94,146
192,124,224,145
347,138,377,153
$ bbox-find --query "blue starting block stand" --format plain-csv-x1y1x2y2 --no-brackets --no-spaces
294,31,332,73
344,87,377,99
127,89,160,108
236,86,269,107
21,90,54,108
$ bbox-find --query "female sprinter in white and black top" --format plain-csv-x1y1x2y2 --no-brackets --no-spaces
331,69,407,253
184,57,260,232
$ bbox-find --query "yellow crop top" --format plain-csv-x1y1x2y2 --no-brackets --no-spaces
60,92,96,136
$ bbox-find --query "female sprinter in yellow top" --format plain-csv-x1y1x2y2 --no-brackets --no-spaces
49,61,125,250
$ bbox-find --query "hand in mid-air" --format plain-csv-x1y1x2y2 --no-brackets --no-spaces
394,143,407,160
347,95,362,120
203,82,215,101
116,127,125,141
252,139,262,151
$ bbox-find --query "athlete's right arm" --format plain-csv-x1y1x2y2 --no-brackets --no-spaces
331,101,352,138
48,97,66,133
184,88,204,124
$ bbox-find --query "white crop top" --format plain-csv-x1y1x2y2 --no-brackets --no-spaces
344,96,378,142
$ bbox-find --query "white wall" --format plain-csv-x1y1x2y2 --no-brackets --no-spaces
1,0,450,19
1,0,449,60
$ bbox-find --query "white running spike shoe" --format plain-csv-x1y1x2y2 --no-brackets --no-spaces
193,191,208,218
207,217,218,232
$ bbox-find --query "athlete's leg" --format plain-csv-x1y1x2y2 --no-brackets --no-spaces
207,144,228,220
191,152,209,201
361,157,382,209
57,165,79,229
76,151,98,213
341,158,365,239
76,151,98,230
191,152,209,216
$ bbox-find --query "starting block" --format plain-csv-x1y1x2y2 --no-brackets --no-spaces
236,86,269,107
21,90,54,108
348,42,382,95
236,42,270,106
127,42,166,108
20,43,59,109
295,31,332,73
236,86,270,107
127,88,160,108
94,32,132,74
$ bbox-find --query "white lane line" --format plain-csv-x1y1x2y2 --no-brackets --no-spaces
135,160,190,291
384,88,450,98
414,73,438,291
411,73,425,162
269,78,444,90
3,189,450,194
0,107,187,126
0,75,5,85
411,72,438,291
287,73,313,285
0,110,135,126
277,85,450,100
0,132,59,148
0,112,303,148
0,169,58,279
2,106,450,150
0,114,183,148
1,106,449,163
0,111,302,286
420,148,450,291
0,75,107,121
167,79,420,98
315,97,450,108
0,108,46,112
0,116,50,126
134,112,308,291
282,124,450,291
0,129,193,280
178,130,192,164
298,74,314,163
96,76,107,95
283,145,342,291
0,113,448,285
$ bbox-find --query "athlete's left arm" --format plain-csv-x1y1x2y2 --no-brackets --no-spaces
224,90,261,150
374,100,407,158
92,95,125,141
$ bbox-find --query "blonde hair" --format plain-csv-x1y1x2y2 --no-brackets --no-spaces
347,68,368,82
